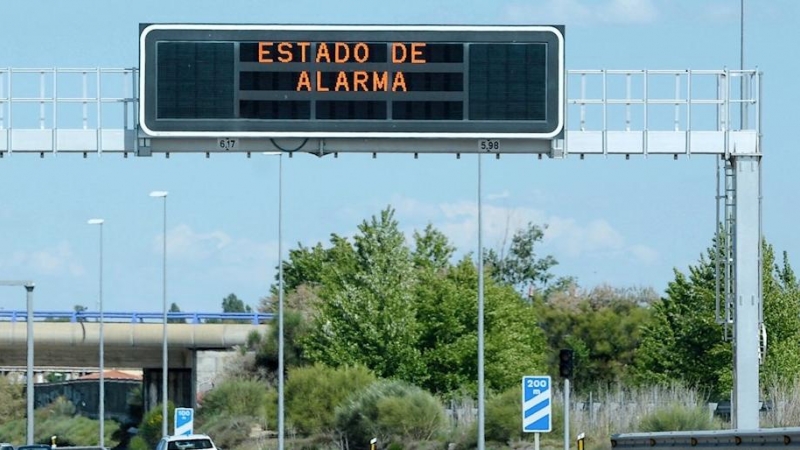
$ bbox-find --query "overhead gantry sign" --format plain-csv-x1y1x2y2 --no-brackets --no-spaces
138,24,565,139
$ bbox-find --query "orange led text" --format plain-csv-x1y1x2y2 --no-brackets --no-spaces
257,41,427,92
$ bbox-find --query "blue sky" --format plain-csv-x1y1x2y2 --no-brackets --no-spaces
0,0,796,313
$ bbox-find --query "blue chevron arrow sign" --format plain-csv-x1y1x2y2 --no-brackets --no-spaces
522,375,552,433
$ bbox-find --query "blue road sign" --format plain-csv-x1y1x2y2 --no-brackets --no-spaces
522,375,552,433
174,407,194,436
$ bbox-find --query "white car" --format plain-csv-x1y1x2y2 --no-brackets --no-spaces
155,434,218,450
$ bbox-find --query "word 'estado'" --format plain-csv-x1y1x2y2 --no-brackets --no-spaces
258,42,427,92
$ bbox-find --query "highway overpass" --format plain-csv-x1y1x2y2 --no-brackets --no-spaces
0,311,273,409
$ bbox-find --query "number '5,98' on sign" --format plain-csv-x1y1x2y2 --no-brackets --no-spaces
139,24,564,139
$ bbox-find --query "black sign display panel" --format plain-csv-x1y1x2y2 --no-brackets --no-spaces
139,25,564,138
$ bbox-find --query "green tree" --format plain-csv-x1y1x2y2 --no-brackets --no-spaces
760,247,800,383
535,284,654,389
412,223,455,272
255,310,310,373
415,256,548,395
276,234,358,295
221,293,252,313
484,222,560,299
634,258,734,398
303,207,426,384
634,238,800,398
167,302,184,323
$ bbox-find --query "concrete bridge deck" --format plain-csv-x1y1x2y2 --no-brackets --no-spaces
0,311,273,368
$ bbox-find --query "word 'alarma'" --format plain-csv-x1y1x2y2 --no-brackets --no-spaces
257,42,427,92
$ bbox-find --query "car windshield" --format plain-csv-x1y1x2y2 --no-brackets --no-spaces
167,439,214,450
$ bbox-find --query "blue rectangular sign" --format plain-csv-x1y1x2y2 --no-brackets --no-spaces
174,407,194,436
522,375,552,433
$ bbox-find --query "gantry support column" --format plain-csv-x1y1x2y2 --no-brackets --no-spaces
733,154,761,430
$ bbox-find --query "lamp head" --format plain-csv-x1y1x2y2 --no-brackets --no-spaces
87,219,104,225
149,191,168,198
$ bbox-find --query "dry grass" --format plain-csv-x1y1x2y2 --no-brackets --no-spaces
569,383,713,438
762,376,800,427
231,379,800,450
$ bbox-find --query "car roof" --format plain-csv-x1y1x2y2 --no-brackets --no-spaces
163,435,213,442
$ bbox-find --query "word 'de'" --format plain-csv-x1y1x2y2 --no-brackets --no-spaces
258,42,427,92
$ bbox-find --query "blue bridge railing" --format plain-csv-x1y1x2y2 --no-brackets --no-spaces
0,310,274,325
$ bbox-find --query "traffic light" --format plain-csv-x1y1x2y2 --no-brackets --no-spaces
559,349,574,379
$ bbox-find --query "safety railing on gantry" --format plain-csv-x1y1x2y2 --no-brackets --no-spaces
0,67,138,155
0,68,759,156
565,69,759,157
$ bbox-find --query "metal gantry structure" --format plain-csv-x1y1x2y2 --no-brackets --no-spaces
0,68,764,436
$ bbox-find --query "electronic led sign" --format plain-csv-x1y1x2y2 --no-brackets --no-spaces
139,25,564,138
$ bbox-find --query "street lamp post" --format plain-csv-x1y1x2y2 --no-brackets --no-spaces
150,191,169,437
477,153,485,450
263,152,284,450
87,218,105,448
0,280,35,444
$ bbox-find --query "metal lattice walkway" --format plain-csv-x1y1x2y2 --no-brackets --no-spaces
0,68,759,156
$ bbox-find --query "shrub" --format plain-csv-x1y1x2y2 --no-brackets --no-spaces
138,402,175,448
287,364,376,435
129,435,149,450
200,415,258,449
484,386,522,444
335,380,445,448
638,403,717,432
375,390,445,441
199,377,270,419
0,376,25,423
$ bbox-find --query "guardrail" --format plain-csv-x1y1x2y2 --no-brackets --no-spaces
0,310,274,325
610,427,800,449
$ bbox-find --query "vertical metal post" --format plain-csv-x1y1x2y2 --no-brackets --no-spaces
52,68,57,153
150,190,169,437
564,379,570,450
39,71,45,130
97,69,102,154
477,152,485,450
0,69,5,130
740,0,747,130
733,154,760,429
82,71,88,130
277,153,285,450
161,195,168,437
99,220,105,447
26,283,35,445
88,219,106,446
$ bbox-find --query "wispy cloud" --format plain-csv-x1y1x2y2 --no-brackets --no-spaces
503,0,658,25
151,224,279,285
153,224,232,261
486,189,511,201
0,241,85,276
390,196,657,266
